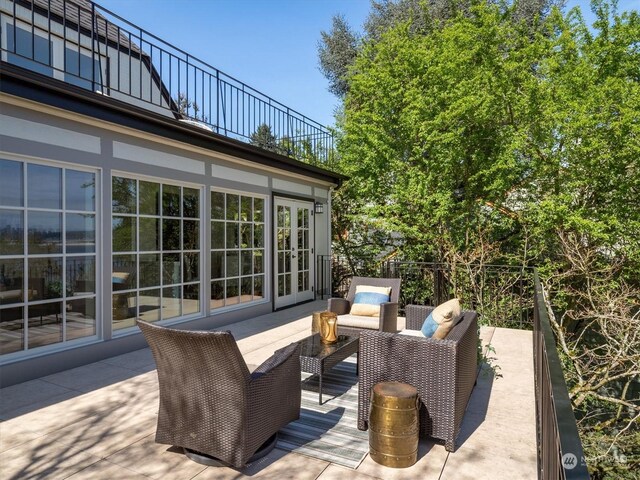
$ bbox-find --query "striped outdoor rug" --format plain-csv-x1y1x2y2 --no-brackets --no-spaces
277,356,369,469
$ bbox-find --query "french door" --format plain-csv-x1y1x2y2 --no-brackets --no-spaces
273,198,314,309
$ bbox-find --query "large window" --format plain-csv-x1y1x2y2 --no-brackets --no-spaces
112,176,201,330
0,159,98,356
6,24,53,77
211,190,265,309
65,47,104,91
5,23,107,92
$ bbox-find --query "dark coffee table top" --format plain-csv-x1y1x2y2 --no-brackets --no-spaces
298,333,358,360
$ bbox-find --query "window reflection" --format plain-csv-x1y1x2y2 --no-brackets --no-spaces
162,287,181,319
139,181,160,215
66,298,96,340
0,259,24,305
67,257,95,295
28,211,62,254
139,289,160,322
139,217,160,251
66,213,95,253
112,216,136,252
0,306,23,354
0,209,23,255
162,185,180,216
162,219,180,251
112,177,137,214
28,301,63,349
66,170,95,211
28,164,61,209
0,159,23,207
183,284,199,315
28,257,63,301
183,188,199,218
139,254,161,288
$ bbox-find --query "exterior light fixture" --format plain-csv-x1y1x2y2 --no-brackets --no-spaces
314,202,324,214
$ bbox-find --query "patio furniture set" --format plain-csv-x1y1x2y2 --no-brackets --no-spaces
137,276,479,469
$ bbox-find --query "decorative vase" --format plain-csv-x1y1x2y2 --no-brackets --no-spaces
320,311,338,344
311,311,324,334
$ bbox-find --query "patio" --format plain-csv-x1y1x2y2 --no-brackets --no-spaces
0,300,536,479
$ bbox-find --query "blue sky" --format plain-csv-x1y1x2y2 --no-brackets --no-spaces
97,0,638,129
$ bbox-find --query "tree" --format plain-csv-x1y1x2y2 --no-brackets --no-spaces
318,0,564,98
327,0,640,476
249,123,279,153
318,15,360,97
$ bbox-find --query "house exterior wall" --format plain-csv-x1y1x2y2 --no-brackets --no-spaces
0,96,335,386
1,1,172,116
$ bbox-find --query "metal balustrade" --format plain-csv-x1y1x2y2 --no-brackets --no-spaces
1,0,334,163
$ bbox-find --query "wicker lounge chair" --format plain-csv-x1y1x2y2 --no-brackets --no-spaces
357,304,478,452
137,319,301,468
327,276,401,335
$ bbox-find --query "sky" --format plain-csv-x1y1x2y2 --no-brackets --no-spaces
96,0,638,129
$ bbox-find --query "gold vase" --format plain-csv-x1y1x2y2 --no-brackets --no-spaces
311,311,324,334
319,311,338,344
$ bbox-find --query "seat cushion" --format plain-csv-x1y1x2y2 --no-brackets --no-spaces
349,285,391,317
338,314,381,330
421,298,461,339
398,329,425,337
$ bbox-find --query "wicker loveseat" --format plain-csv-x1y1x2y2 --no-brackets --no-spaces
137,320,301,468
357,304,478,452
327,276,401,336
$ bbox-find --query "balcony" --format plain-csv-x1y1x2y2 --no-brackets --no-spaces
0,266,589,479
0,0,334,163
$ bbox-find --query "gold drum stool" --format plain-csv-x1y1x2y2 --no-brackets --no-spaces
369,381,419,468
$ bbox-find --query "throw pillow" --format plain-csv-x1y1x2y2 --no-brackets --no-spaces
421,298,462,339
349,285,392,317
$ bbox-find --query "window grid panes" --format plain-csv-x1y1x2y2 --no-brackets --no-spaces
211,191,265,309
112,176,201,330
0,159,98,356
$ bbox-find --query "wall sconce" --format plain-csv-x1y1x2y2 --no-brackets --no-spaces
314,202,324,214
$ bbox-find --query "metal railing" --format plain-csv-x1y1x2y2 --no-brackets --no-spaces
1,0,334,163
533,271,590,479
317,255,534,328
318,255,590,478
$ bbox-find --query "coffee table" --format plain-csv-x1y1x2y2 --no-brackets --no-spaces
298,333,359,404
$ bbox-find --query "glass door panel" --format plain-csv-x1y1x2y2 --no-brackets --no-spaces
274,198,314,309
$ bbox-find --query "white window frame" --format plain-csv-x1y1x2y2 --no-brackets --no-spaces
0,153,102,363
110,172,204,334
210,187,270,312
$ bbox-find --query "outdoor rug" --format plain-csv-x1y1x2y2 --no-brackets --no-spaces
277,355,369,469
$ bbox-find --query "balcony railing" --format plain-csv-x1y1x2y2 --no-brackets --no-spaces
317,255,590,479
1,0,334,163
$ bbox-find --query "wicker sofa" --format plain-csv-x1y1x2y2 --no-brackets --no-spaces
137,320,301,468
327,276,401,336
357,304,478,452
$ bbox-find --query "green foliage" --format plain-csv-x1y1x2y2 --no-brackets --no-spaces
327,1,640,477
249,123,279,153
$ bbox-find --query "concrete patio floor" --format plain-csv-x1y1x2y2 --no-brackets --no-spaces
0,300,537,479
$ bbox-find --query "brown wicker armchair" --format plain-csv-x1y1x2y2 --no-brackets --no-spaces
137,320,301,468
357,304,478,452
328,276,401,335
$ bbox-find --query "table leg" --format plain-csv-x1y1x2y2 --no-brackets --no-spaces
319,371,323,404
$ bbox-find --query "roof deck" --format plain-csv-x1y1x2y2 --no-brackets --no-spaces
1,0,334,163
0,300,537,479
